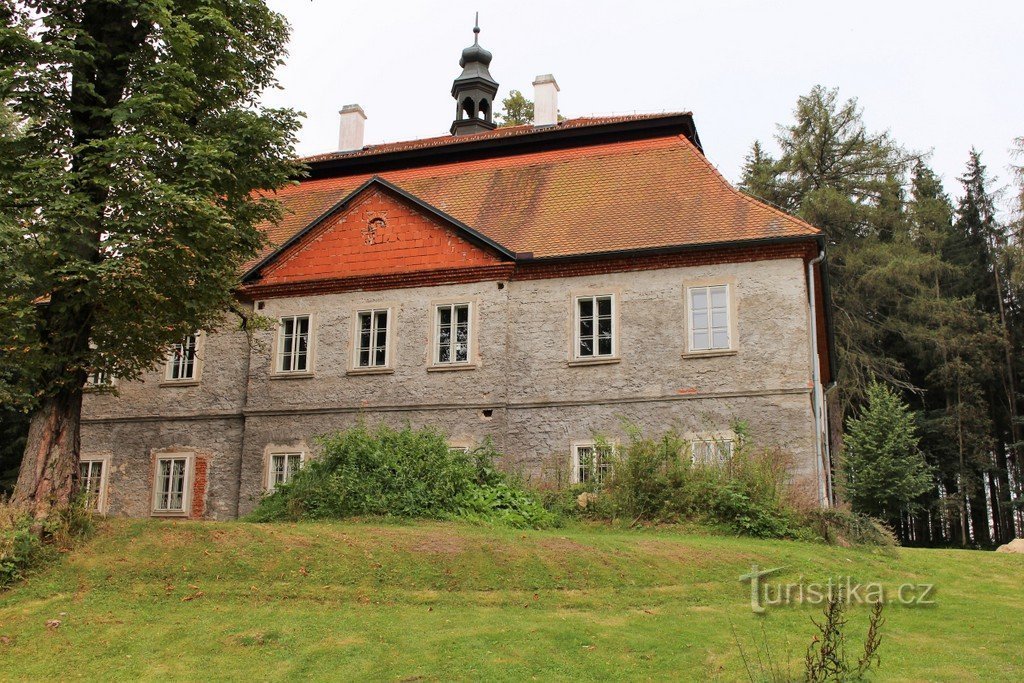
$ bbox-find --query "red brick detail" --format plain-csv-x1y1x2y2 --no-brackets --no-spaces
240,241,816,300
190,457,208,519
258,188,505,285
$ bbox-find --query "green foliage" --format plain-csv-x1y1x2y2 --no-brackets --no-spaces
843,382,933,526
0,499,93,588
248,425,554,529
801,508,897,548
495,89,534,126
566,426,802,539
0,0,302,409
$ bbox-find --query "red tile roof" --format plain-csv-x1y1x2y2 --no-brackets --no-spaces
246,115,819,274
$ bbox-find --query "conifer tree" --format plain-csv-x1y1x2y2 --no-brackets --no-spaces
843,382,933,541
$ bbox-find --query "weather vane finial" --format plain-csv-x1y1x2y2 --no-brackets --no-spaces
473,12,480,44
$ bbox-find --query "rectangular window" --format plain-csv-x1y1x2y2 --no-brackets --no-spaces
692,438,734,466
689,285,731,351
572,442,615,485
86,368,111,387
79,460,106,511
277,315,310,373
268,452,303,488
167,335,198,380
356,309,389,368
575,295,615,358
435,303,471,365
153,456,190,513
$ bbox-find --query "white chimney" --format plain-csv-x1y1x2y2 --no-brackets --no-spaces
338,104,366,152
532,74,559,128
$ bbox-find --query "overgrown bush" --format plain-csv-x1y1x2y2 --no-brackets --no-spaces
576,426,800,538
1,498,94,589
248,424,555,529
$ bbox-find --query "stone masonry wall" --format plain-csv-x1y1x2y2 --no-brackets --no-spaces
82,256,822,518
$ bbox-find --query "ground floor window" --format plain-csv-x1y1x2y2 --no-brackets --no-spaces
79,459,107,512
153,455,192,513
691,438,734,466
572,442,615,485
268,452,303,489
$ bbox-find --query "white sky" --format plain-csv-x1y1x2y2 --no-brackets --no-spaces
263,0,1022,206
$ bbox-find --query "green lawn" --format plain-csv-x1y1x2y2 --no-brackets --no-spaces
0,519,1021,681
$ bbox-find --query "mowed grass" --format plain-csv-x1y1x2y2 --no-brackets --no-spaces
0,520,1021,681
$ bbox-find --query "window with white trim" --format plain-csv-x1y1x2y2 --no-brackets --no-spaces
267,452,303,489
79,459,107,512
688,285,731,351
277,315,311,373
153,455,191,513
86,368,112,387
572,442,615,485
691,438,735,466
356,309,390,368
434,303,471,365
575,295,615,359
448,444,471,454
167,334,199,381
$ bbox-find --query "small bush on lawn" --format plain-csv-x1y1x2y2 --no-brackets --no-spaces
1,498,94,589
248,424,556,529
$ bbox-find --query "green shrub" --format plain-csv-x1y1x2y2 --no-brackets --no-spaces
801,508,898,547
1,498,94,589
248,424,555,529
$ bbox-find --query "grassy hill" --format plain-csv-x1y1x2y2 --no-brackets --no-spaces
0,519,1021,681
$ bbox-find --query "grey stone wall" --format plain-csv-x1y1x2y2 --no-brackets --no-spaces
82,256,821,518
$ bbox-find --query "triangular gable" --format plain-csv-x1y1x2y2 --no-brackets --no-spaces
245,177,514,284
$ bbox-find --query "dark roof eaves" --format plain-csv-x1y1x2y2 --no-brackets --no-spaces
302,114,700,179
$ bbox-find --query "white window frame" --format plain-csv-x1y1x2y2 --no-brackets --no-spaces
265,450,305,490
151,452,194,516
432,302,474,367
164,333,203,383
351,307,393,371
85,368,116,389
690,436,736,466
78,455,110,514
274,315,314,375
571,440,616,485
685,283,735,353
572,293,618,361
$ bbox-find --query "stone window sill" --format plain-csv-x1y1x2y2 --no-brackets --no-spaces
346,367,395,376
681,349,739,359
269,372,315,380
159,380,201,388
151,510,189,518
567,356,621,367
427,363,478,372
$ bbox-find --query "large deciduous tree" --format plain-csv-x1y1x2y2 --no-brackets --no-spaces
0,0,300,520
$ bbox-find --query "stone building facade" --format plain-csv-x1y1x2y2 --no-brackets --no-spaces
78,33,835,519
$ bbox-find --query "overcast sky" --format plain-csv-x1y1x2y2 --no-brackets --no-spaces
263,0,1022,208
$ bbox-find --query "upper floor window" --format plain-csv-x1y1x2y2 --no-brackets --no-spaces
692,437,734,466
356,309,390,369
434,303,471,365
574,295,615,359
277,315,310,373
267,452,303,489
688,285,731,352
572,441,615,485
166,334,199,381
86,368,113,388
152,454,193,514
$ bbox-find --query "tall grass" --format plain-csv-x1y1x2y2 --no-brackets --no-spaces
1,498,94,589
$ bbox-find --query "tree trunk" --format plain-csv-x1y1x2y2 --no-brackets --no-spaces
12,388,83,520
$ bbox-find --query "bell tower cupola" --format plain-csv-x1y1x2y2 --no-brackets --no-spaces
450,15,499,136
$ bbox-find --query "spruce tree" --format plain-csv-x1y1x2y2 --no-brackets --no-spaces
843,382,933,540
